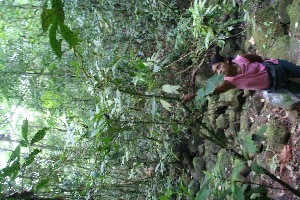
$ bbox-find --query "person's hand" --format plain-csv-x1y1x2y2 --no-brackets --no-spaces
181,93,196,103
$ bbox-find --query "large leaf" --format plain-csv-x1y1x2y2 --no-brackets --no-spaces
205,74,224,94
8,145,21,163
41,9,57,32
49,23,62,58
1,160,20,177
245,186,267,198
162,84,181,94
251,162,265,175
195,188,210,200
232,183,245,200
21,119,28,143
31,128,48,145
231,161,245,182
59,24,80,48
23,149,41,167
195,88,205,102
51,0,63,9
160,99,172,111
36,178,50,193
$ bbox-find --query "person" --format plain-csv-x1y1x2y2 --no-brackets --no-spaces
182,52,300,103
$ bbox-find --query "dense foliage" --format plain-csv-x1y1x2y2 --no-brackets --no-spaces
1,0,299,199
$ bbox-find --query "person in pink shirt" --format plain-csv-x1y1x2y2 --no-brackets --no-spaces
182,53,300,102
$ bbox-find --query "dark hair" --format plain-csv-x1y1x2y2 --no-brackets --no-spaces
210,54,226,66
210,54,234,66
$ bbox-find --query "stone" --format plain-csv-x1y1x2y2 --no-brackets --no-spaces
265,119,288,152
198,144,205,157
216,114,229,130
188,134,204,154
192,157,206,178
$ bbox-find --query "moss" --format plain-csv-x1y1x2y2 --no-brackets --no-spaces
265,120,287,151
287,0,300,38
250,6,284,55
267,35,290,59
215,114,229,130
277,0,293,24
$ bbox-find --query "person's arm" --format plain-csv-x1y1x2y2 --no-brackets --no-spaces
240,54,263,63
212,80,235,94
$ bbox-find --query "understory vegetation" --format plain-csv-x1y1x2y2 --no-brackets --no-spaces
0,0,299,199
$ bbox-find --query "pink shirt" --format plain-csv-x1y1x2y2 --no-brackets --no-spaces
224,55,272,90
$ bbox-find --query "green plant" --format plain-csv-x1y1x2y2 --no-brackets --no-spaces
41,0,81,58
190,0,246,48
0,120,49,198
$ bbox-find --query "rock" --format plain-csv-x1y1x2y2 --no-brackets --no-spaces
216,114,229,130
198,144,205,157
188,134,204,154
219,89,244,109
247,6,285,56
192,157,205,178
182,172,191,187
220,37,240,58
278,0,293,24
188,179,200,198
182,152,191,165
265,119,288,152
206,160,216,170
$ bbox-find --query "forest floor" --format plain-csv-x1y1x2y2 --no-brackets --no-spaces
179,0,300,199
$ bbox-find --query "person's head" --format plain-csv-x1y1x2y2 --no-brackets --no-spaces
210,54,233,76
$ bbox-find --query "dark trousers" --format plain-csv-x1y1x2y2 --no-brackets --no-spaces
264,60,300,93
278,59,300,93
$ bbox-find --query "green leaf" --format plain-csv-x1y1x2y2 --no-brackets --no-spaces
245,186,267,198
59,24,80,48
171,123,180,135
179,181,190,197
136,60,148,73
41,9,57,32
160,99,172,111
159,196,168,200
233,183,245,200
31,128,48,145
49,23,62,58
205,74,224,94
21,119,28,143
23,149,41,167
251,162,265,175
231,161,245,182
8,145,20,164
2,160,20,177
195,88,205,102
257,125,267,136
162,84,181,94
51,0,63,9
36,178,50,193
195,188,210,200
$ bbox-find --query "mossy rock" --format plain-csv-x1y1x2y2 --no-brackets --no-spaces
240,112,251,132
287,0,300,38
215,114,229,130
249,6,284,56
188,133,204,154
265,119,287,151
277,0,293,24
219,89,242,109
267,35,290,59
192,157,205,179
286,0,300,63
